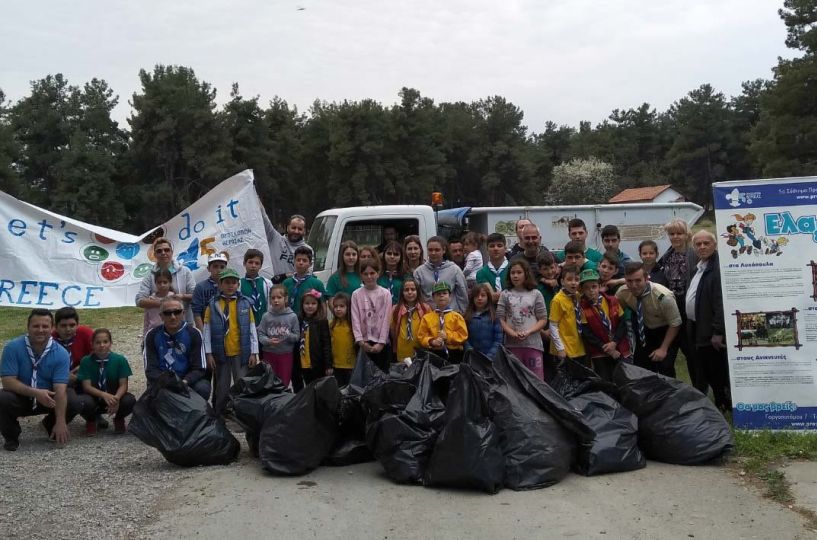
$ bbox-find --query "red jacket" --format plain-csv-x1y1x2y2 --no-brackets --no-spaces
52,325,94,369
579,294,630,359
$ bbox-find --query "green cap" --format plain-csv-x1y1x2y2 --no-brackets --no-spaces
219,268,240,281
579,268,600,285
431,281,451,294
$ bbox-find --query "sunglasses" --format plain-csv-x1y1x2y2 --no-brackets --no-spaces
161,309,184,317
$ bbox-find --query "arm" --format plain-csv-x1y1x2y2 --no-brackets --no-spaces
135,274,160,309
579,323,607,349
549,321,566,357
142,332,163,383
455,270,468,312
319,321,333,374
416,316,434,348
1,376,55,406
256,315,272,346
286,315,301,344
184,327,207,386
351,294,365,344
651,324,680,361
487,319,503,358
447,315,469,348
248,318,260,366
376,292,392,345
51,383,69,443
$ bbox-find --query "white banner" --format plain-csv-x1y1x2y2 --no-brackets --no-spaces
0,170,271,309
713,177,817,430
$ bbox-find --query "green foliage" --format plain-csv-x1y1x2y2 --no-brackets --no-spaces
779,0,817,53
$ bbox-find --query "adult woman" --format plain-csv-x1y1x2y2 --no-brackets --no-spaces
135,237,196,323
402,235,425,276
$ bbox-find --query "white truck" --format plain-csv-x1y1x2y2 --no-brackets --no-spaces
307,202,704,283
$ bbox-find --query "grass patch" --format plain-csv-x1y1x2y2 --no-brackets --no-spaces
0,306,143,345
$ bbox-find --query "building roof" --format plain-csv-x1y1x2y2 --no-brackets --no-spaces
609,184,676,203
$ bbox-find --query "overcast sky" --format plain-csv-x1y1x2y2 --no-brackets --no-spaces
1,0,792,132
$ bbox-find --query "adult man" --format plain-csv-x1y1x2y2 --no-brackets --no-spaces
510,224,550,280
135,237,196,323
448,238,465,269
376,225,400,254
616,262,682,377
685,230,731,411
506,218,532,259
263,213,313,283
143,298,211,401
0,309,79,450
556,218,603,264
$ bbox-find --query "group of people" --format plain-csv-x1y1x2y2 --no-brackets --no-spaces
0,213,730,452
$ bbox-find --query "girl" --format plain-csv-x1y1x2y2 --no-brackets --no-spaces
414,236,468,313
402,235,425,276
298,289,333,386
465,283,503,360
462,232,485,289
351,259,393,372
75,329,136,436
358,246,379,269
391,277,431,362
257,285,300,387
378,240,404,304
326,241,361,297
143,269,174,338
497,259,548,380
330,293,356,386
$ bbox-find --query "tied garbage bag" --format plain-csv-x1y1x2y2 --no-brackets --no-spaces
130,371,240,467
613,362,734,465
229,363,290,457
424,364,505,493
259,376,341,475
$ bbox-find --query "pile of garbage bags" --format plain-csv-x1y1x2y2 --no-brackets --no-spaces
130,349,734,494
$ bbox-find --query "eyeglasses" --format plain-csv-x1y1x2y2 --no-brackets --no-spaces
155,248,172,254
161,309,184,317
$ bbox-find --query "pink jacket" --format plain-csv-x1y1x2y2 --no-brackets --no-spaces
351,286,393,344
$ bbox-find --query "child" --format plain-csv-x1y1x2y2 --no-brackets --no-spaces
75,329,136,436
462,232,485,289
598,251,625,294
476,232,509,303
257,284,300,387
143,269,175,338
414,236,469,313
578,269,631,381
465,283,503,360
600,224,632,277
352,259,393,372
563,240,596,272
241,248,272,325
549,265,586,364
391,277,431,362
638,240,667,286
192,252,229,331
203,268,259,415
358,246,379,268
378,241,404,304
536,250,559,314
298,289,333,386
402,235,425,276
326,241,362,297
330,293,356,386
283,246,327,315
497,259,548,379
417,281,468,363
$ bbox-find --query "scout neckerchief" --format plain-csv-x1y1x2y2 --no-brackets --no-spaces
299,318,311,359
96,355,109,392
25,336,55,410
596,294,612,338
570,292,583,335
384,270,398,298
487,260,508,291
219,293,238,335
246,277,263,313
290,274,310,309
436,307,452,354
55,334,74,354
405,305,417,341
162,322,187,370
636,284,650,347
431,262,444,283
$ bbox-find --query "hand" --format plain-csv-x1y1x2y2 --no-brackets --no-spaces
492,292,501,303
269,337,282,345
51,421,70,444
602,342,617,355
249,354,259,368
611,350,622,360
371,343,384,354
34,389,56,409
102,393,118,409
325,368,334,376
556,350,566,360
649,347,667,362
543,328,551,339
711,335,725,351
516,330,528,340
206,354,216,371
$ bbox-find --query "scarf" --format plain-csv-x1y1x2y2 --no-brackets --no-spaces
405,306,417,341
636,284,650,347
219,293,238,334
570,293,583,335
436,308,452,354
246,277,263,313
299,319,310,358
96,356,109,392
487,260,508,291
25,336,54,409
596,295,612,336
55,335,74,353
290,274,310,308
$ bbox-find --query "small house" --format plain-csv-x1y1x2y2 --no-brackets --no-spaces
608,184,685,204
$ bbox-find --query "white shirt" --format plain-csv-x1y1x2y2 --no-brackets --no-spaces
685,259,709,321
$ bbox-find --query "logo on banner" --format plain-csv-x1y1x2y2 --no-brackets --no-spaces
725,187,761,207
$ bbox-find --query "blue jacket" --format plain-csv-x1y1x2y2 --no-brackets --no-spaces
191,278,219,319
207,295,254,365
466,311,503,360
143,323,207,385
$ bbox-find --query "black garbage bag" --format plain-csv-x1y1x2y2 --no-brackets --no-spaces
259,376,341,475
424,365,505,493
613,362,734,465
229,363,290,457
129,371,240,467
550,358,619,400
468,350,579,490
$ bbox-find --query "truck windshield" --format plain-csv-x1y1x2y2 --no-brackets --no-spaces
307,215,336,272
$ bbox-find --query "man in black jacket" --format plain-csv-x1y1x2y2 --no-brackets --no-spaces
685,230,731,411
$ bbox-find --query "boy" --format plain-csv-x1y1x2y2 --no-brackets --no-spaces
600,224,632,277
417,281,468,363
536,250,559,313
283,246,327,315
476,232,509,303
192,252,229,331
563,240,597,272
577,269,630,381
598,251,625,294
51,307,98,426
241,248,272,325
203,268,259,415
548,265,586,363
556,218,602,264
638,240,667,286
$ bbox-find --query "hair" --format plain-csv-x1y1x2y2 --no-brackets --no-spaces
357,245,379,264
462,232,486,250
288,214,306,226
359,257,382,275
561,265,581,279
335,240,360,288
151,236,172,253
536,249,555,267
505,259,537,290
294,245,313,262
638,240,658,255
159,296,184,311
664,219,691,249
601,250,620,268
269,284,287,301
380,241,403,274
600,224,620,239
153,268,173,284
465,283,496,322
299,290,327,320
92,328,112,343
567,218,587,231
243,248,264,264
624,261,645,276
486,232,506,246
402,235,425,273
330,292,352,329
28,308,54,326
392,277,425,332
564,240,585,255
54,306,79,325
692,230,717,243
427,235,449,251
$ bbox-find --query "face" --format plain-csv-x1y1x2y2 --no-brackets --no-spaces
294,254,311,274
302,297,319,316
160,301,185,331
668,229,687,249
509,265,525,287
209,261,227,280
55,317,78,340
427,242,444,264
359,250,375,266
155,277,172,294
474,290,489,310
28,315,53,346
565,252,584,267
287,218,306,243
93,333,112,358
602,235,620,252
522,228,540,250
244,256,262,277
462,240,476,253
640,246,658,266
384,249,401,269
332,299,348,320
342,247,358,269
561,273,580,294
383,227,398,242
433,290,450,309
568,227,587,243
542,262,558,279
598,259,616,281
581,281,600,299
270,290,287,310
361,267,379,286
402,281,418,303
220,277,240,296
624,269,648,296
516,219,531,239
449,242,464,262
487,241,505,260
693,234,716,261
405,242,421,263
154,242,173,265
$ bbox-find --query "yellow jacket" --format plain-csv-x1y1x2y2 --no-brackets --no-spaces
417,310,468,351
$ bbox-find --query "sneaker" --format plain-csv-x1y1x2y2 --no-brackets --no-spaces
114,418,126,434
85,421,97,437
3,439,19,451
96,415,109,430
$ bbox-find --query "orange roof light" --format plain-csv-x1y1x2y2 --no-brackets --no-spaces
431,192,444,207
